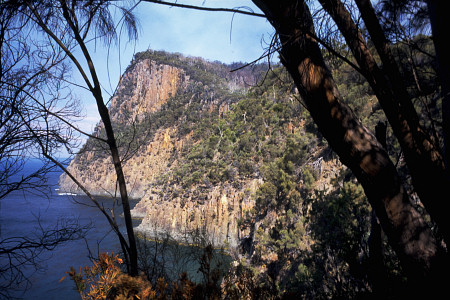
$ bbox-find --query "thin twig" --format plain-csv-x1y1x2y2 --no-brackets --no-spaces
141,0,265,18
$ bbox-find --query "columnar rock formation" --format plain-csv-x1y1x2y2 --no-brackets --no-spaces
58,51,266,248
132,179,261,248
59,50,343,250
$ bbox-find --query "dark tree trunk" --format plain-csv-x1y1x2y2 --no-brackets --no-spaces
356,0,450,250
368,210,386,296
252,0,440,291
58,0,139,276
100,101,139,276
427,0,450,173
319,0,450,245
367,122,387,297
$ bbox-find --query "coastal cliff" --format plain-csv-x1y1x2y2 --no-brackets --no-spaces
58,50,270,247
59,50,346,250
55,39,419,297
59,56,187,198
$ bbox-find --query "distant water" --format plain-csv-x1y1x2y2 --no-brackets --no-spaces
1,159,232,299
0,159,139,299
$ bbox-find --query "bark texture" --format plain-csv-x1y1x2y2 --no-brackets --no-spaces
427,0,450,174
252,0,440,289
320,0,450,250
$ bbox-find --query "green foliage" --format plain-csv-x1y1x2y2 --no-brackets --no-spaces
151,66,318,204
309,181,370,260
272,179,373,299
74,40,440,297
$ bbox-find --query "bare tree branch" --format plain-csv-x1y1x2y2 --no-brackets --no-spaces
141,0,265,18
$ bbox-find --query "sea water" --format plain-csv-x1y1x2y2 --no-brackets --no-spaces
0,159,231,299
0,159,137,299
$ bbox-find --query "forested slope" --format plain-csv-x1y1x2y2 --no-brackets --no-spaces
60,40,439,297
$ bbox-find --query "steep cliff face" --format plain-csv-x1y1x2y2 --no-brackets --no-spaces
58,50,268,247
58,56,188,198
132,178,260,248
58,126,181,198
109,59,186,123
59,50,346,251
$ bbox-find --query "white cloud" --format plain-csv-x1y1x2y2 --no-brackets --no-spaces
133,0,274,63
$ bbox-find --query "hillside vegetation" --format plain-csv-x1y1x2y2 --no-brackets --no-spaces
60,38,440,298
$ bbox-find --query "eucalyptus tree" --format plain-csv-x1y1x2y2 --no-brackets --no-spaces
427,0,450,168
252,0,447,296
141,0,449,294
316,0,450,251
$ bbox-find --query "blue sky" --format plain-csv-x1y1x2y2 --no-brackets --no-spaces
75,1,275,140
